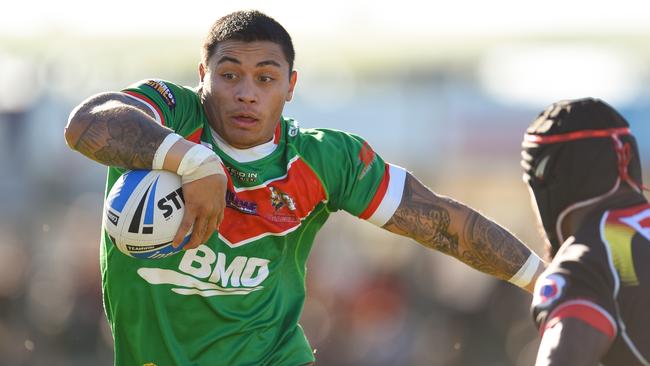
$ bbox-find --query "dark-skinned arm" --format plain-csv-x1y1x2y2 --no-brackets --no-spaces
64,92,226,248
64,92,171,168
382,173,545,292
535,318,611,366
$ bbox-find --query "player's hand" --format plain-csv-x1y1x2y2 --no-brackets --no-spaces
173,173,227,249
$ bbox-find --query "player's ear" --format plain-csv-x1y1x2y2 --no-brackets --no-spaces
286,70,297,102
199,62,206,83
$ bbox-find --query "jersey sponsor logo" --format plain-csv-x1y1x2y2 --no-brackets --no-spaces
226,190,258,215
533,273,566,309
144,80,176,109
226,166,259,183
358,141,376,180
218,157,326,247
137,245,269,297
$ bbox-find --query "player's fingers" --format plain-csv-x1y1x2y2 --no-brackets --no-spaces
203,213,218,243
215,211,224,231
173,210,196,248
185,216,208,250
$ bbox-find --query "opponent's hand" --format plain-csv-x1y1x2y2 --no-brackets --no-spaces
172,173,227,249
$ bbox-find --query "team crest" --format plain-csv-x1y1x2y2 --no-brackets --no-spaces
532,273,566,309
269,186,296,212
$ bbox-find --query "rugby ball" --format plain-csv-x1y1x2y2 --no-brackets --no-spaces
104,170,191,259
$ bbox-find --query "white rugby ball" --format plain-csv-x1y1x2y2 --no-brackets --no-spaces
104,170,191,259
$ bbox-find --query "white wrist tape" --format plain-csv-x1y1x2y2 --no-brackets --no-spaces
152,133,182,170
508,253,541,288
177,144,226,184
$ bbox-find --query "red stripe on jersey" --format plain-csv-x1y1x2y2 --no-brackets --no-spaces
185,127,203,144
123,91,166,126
543,300,616,341
273,121,282,144
359,163,390,220
218,157,327,247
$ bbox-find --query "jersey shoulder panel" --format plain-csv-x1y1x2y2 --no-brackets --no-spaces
287,125,387,215
122,79,205,142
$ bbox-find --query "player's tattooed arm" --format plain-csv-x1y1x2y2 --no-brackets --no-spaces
64,92,172,169
383,173,532,281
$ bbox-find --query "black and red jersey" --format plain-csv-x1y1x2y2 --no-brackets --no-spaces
532,201,650,365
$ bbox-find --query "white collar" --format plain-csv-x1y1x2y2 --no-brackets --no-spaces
210,127,277,163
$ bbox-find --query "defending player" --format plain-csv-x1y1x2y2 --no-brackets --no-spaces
64,10,545,365
523,98,650,365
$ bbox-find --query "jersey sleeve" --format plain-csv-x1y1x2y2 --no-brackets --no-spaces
297,128,406,227
531,239,618,342
121,79,205,143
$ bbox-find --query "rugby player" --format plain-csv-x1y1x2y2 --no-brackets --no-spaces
523,98,650,365
64,10,545,365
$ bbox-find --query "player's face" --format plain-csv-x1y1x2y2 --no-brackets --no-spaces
199,40,297,149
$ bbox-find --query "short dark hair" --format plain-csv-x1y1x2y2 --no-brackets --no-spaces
202,10,295,71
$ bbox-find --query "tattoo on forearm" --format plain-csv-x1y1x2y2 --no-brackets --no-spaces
72,96,168,169
383,173,531,280
383,179,460,257
460,211,529,278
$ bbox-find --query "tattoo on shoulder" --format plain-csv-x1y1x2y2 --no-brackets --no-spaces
73,95,167,169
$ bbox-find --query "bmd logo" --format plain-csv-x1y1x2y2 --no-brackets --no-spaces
137,245,270,297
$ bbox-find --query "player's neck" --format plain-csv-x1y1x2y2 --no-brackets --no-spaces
210,127,277,163
561,184,648,237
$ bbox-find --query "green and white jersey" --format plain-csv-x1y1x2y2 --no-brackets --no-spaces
101,79,407,366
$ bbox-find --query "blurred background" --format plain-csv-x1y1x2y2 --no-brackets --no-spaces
1,1,650,365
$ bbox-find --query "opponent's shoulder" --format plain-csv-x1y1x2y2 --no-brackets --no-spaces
601,202,650,238
532,222,618,325
567,208,614,255
551,220,611,280
531,242,617,335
